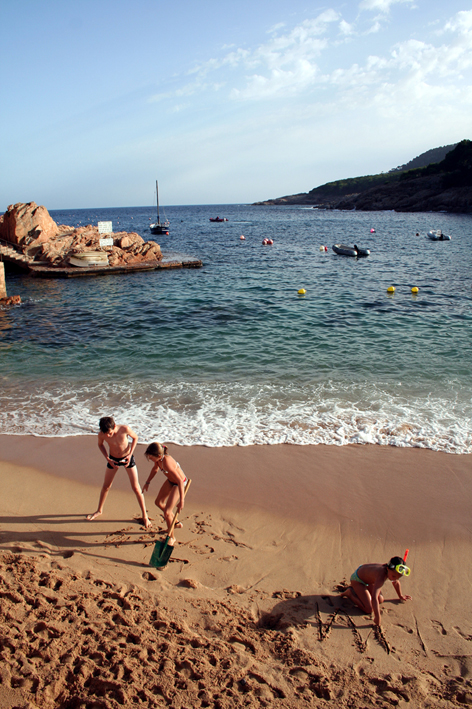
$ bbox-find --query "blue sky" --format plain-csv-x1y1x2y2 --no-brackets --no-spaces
1,0,471,208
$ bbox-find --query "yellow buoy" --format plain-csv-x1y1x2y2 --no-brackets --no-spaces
298,288,306,295
387,286,395,293
411,286,419,293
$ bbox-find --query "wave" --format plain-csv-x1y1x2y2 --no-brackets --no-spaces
0,378,470,454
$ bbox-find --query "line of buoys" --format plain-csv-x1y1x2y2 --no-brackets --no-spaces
387,286,420,293
319,245,328,251
262,238,274,245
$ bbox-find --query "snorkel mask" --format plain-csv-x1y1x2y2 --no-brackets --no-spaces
394,563,410,577
388,551,411,577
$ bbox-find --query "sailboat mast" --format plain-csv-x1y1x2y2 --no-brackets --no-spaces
156,180,160,224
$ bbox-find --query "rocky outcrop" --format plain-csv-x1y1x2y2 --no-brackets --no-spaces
0,202,62,246
0,295,21,306
335,175,472,213
0,202,162,267
254,139,472,213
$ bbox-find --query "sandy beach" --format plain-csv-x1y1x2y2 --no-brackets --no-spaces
1,435,472,708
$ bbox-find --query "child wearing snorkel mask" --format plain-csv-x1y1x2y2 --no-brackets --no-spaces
341,556,412,626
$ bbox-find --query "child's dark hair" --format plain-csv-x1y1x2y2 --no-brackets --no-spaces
387,556,404,570
145,442,167,459
99,416,115,433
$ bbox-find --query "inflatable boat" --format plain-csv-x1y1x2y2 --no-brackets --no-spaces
427,230,451,241
332,244,370,257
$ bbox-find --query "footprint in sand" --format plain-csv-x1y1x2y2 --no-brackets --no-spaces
395,623,414,635
272,590,301,600
189,544,215,555
453,626,472,641
227,584,245,595
141,571,157,581
248,671,286,700
432,620,447,636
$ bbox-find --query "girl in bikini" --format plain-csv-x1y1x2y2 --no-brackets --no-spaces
143,442,188,536
341,556,412,626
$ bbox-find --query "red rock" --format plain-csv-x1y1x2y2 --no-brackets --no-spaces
0,202,59,247
0,295,21,306
0,203,162,267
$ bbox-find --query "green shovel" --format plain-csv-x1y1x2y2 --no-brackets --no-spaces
149,478,192,569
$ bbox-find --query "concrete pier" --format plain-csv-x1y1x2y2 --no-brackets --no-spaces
0,252,203,278
0,262,6,298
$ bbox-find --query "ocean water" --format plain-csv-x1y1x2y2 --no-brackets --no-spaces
1,204,471,453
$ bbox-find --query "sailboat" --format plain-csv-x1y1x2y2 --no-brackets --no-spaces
150,180,170,235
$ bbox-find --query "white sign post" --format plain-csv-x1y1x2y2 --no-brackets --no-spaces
98,221,113,234
98,221,113,249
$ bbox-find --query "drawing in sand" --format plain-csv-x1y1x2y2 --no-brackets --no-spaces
341,554,412,626
86,417,151,529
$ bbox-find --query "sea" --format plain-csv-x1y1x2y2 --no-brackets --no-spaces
1,204,471,454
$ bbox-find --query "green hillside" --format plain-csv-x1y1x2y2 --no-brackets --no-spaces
307,143,458,201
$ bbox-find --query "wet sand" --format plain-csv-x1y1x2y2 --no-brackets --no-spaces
1,435,471,708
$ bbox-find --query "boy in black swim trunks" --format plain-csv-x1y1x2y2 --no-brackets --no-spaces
86,417,151,529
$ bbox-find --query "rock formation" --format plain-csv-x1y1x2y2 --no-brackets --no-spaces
254,139,472,213
333,176,472,213
0,202,162,268
0,202,60,247
0,295,21,306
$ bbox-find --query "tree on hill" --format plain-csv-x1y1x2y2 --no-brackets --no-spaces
303,144,461,202
389,144,457,173
400,139,472,186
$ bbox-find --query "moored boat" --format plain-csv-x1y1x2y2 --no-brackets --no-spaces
427,229,451,241
209,217,228,222
69,251,109,267
150,180,170,235
332,244,370,257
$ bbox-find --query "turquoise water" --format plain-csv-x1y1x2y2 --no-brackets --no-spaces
1,204,471,452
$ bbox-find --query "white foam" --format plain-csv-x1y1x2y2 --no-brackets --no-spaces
0,378,470,454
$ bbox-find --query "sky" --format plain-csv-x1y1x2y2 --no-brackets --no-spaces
1,0,471,209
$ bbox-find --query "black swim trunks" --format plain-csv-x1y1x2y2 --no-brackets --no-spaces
107,453,136,469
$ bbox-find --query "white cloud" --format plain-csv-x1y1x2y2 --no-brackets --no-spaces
444,9,472,34
339,20,355,36
231,61,319,100
359,0,415,14
148,6,472,117
267,22,286,34
185,11,341,102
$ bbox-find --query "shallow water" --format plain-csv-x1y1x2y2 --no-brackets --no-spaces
1,204,471,452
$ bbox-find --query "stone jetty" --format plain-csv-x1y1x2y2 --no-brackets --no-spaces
0,202,202,277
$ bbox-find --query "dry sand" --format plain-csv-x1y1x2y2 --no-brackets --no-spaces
0,435,471,708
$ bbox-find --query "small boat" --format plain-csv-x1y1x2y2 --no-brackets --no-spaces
332,244,370,257
69,251,109,268
427,230,451,241
150,180,170,235
209,217,228,222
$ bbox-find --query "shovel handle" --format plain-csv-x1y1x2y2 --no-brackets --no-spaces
167,478,192,537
